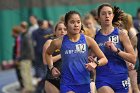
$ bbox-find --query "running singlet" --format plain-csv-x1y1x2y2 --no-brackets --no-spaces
60,34,90,85
95,28,128,76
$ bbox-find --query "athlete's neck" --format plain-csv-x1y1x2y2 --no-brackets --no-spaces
68,33,80,42
101,25,114,35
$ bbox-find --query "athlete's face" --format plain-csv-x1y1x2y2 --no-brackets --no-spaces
55,23,67,37
84,19,94,29
98,6,114,26
29,16,37,25
67,14,81,35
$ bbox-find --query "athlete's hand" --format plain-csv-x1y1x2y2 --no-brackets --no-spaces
85,62,97,71
105,41,117,52
51,67,61,78
88,56,95,63
127,63,135,71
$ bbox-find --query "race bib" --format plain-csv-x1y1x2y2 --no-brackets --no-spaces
109,35,119,44
76,44,86,52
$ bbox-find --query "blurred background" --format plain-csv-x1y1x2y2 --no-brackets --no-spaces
0,0,140,93
0,0,140,69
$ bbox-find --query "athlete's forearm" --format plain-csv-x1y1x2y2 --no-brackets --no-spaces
97,57,108,66
117,50,136,64
46,53,54,69
52,54,61,63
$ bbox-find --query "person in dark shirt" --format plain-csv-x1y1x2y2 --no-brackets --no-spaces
32,19,53,93
134,8,140,32
137,32,140,90
12,26,24,90
19,21,35,93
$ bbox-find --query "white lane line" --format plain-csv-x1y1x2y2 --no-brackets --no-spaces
2,82,19,93
2,78,38,93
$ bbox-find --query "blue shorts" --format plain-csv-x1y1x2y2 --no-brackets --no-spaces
96,73,129,93
60,84,90,93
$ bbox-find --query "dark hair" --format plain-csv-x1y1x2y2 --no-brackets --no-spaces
112,6,124,24
137,8,140,13
137,8,140,16
30,15,37,19
37,20,44,27
64,11,81,26
97,3,114,17
90,9,97,17
81,25,84,31
90,9,98,21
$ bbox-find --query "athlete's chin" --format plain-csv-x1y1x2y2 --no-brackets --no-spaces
72,32,80,35
70,31,80,35
104,23,111,26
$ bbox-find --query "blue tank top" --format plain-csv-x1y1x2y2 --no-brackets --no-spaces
60,34,90,85
95,28,128,76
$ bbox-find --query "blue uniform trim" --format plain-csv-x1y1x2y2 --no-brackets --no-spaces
60,84,90,93
96,74,129,93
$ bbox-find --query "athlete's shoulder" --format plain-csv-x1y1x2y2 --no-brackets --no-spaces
129,27,138,39
84,34,93,40
51,37,63,49
44,39,52,47
118,29,130,42
119,29,128,36
53,37,63,43
85,34,96,47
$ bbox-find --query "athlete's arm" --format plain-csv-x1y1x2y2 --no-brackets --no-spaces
43,40,61,65
129,28,138,49
126,28,138,69
46,38,62,69
43,40,52,65
46,38,62,77
119,29,136,64
85,35,108,66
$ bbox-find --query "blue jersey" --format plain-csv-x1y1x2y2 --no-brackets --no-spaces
95,28,128,76
60,34,90,85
